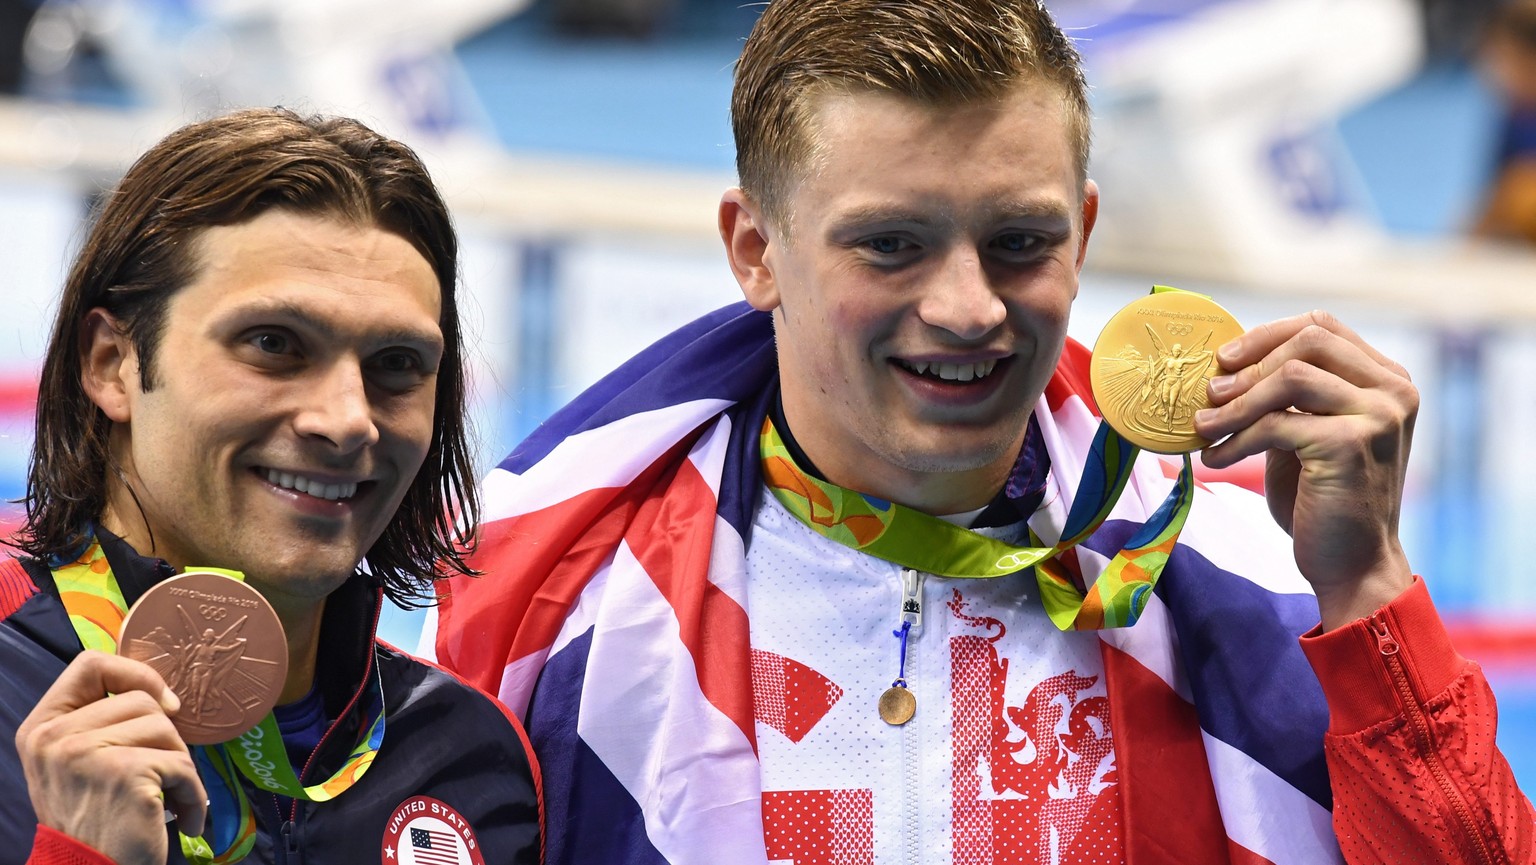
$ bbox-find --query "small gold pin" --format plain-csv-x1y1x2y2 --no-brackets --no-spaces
879,684,916,726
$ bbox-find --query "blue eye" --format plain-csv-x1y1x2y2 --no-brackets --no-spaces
993,233,1039,253
866,236,907,255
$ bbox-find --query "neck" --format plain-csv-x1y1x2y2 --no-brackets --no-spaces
775,411,1014,516
832,460,1006,515
272,596,326,706
768,363,1032,513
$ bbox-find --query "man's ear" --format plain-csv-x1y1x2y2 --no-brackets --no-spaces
719,187,781,311
79,309,136,423
1074,178,1100,277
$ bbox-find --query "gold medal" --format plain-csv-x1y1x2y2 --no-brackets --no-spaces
878,685,916,725
1089,288,1245,454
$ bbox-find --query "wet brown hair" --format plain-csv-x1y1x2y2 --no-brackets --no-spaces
732,0,1092,233
17,107,478,607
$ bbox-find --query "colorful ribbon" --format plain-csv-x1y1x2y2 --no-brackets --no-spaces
760,414,1195,630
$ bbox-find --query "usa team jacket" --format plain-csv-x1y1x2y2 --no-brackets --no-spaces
0,531,544,864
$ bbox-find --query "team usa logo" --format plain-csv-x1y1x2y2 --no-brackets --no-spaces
381,796,486,865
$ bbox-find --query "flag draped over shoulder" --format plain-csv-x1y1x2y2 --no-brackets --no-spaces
434,302,1344,865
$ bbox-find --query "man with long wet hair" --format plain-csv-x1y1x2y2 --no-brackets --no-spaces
2,108,542,865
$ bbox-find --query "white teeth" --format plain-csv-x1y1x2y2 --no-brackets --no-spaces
897,361,995,384
901,358,1001,381
264,469,358,501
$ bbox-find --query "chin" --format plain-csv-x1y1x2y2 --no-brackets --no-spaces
889,435,1020,476
248,554,359,593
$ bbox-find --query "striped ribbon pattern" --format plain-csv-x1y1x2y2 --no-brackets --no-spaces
760,413,1195,630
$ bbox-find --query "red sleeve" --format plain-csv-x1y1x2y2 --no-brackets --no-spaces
25,826,117,865
1300,576,1536,864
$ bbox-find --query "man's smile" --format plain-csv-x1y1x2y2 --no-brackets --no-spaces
892,357,1006,383
259,468,365,502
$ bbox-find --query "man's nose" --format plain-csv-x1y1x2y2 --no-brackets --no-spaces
293,359,380,454
915,251,1006,341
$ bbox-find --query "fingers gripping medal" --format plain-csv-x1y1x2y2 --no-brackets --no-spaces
54,553,321,863
1090,286,1245,454
118,569,287,745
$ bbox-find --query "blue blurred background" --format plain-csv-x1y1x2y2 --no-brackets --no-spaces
2,0,1533,788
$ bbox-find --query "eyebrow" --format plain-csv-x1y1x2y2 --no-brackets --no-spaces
826,197,1075,233
985,197,1076,223
223,298,445,350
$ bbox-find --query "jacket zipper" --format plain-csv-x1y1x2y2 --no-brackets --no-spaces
270,793,300,864
900,568,924,631
899,567,924,864
269,591,384,862
1370,613,1497,864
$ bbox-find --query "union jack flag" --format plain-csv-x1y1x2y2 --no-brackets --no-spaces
433,303,1339,864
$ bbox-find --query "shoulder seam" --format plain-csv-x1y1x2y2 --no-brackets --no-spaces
0,556,39,621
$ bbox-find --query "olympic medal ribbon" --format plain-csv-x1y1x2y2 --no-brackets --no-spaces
759,409,1195,631
226,681,385,803
181,746,257,863
51,542,130,655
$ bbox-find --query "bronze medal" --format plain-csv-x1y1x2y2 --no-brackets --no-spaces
1089,289,1246,454
878,685,916,726
118,570,288,745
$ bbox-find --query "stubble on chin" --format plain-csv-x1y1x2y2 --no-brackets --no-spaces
867,413,1027,478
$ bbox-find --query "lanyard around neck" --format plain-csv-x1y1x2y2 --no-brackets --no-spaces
759,414,1194,630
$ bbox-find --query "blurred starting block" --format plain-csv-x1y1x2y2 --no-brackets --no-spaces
1063,0,1423,282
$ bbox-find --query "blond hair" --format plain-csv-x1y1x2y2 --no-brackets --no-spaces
732,0,1091,231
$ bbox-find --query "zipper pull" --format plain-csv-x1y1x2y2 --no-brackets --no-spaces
1370,613,1400,656
281,819,299,857
900,568,925,630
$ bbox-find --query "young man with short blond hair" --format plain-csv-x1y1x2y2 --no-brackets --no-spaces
435,2,1533,862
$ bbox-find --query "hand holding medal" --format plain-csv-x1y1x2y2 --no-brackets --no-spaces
17,564,285,865
1188,308,1418,629
1092,287,1419,629
18,564,292,864
15,649,209,865
26,553,389,863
